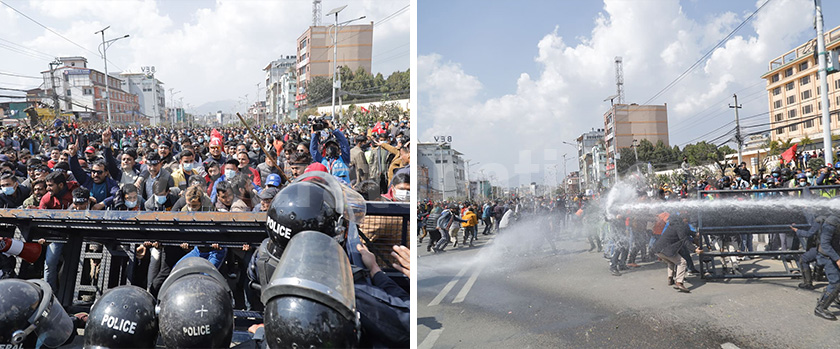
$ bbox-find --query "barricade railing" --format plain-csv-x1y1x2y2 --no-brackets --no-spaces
691,185,840,279
0,201,409,307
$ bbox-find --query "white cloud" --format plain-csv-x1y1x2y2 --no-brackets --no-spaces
0,0,409,110
419,0,816,187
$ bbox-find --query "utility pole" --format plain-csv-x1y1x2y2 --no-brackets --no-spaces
48,59,61,123
730,94,743,164
816,0,833,165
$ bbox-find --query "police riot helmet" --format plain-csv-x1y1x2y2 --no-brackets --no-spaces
750,174,761,184
157,257,233,349
266,172,366,251
796,173,807,180
84,285,158,348
0,279,74,348
781,167,792,179
834,162,840,170
771,167,781,177
261,231,359,348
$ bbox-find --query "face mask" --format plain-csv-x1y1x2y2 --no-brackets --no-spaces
799,181,807,186
224,169,236,179
141,143,147,148
125,200,137,208
1,186,14,195
155,195,167,204
182,163,193,172
394,189,409,202
806,172,813,178
772,173,779,177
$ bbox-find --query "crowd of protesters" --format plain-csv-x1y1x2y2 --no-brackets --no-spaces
0,115,411,310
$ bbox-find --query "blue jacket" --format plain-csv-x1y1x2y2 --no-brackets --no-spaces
69,155,120,206
310,129,351,165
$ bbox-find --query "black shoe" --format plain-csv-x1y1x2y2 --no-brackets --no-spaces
610,268,621,276
427,246,432,252
799,282,816,290
667,277,675,286
618,265,629,271
453,241,458,248
815,307,838,320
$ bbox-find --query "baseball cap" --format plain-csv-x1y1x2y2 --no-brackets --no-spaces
265,173,281,187
85,146,96,154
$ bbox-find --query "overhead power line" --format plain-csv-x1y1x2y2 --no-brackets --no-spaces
0,0,125,71
0,71,42,79
642,0,774,105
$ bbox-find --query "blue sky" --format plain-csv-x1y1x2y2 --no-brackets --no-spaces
419,0,840,187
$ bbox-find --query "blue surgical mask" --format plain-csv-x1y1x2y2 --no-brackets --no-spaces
155,195,167,204
1,186,14,195
182,163,193,172
125,200,137,208
224,169,236,179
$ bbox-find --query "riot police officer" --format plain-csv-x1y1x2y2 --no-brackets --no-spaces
815,214,840,320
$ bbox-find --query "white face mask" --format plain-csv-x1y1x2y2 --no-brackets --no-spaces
394,189,409,202
224,169,236,179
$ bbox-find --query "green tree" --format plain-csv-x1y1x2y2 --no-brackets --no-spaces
306,76,333,106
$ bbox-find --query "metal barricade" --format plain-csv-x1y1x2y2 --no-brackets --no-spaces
0,201,409,307
693,185,840,279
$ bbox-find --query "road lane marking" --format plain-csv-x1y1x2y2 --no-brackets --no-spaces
721,343,740,349
453,264,485,303
418,328,444,349
429,264,470,306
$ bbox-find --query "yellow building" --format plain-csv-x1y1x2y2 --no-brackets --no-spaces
762,25,840,144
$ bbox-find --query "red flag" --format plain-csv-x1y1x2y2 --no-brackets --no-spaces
360,106,369,113
781,144,797,163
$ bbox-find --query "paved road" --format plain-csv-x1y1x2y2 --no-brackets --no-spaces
417,223,839,349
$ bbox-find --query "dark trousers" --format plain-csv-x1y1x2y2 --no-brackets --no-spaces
427,228,441,251
817,254,840,294
482,217,493,235
148,246,186,298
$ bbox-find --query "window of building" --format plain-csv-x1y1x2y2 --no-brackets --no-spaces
800,61,809,71
787,96,795,105
776,127,784,135
789,109,797,118
775,113,783,122
784,67,794,77
786,82,795,91
817,86,821,95
803,104,813,115
771,74,780,83
835,79,840,90
83,88,92,95
790,123,798,132
806,119,814,128
773,87,781,96
65,89,71,96
801,75,810,85
801,90,811,100
774,100,782,108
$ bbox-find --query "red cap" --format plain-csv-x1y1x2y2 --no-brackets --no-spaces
210,138,222,147
304,163,328,173
85,146,96,153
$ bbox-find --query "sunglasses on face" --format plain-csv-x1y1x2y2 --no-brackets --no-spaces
91,170,105,175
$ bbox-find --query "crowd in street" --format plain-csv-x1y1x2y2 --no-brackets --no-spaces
0,115,411,309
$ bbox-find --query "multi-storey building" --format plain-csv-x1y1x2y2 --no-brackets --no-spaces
264,56,297,122
119,67,165,126
762,24,840,144
417,142,466,200
295,23,373,106
40,57,140,124
603,103,669,178
575,129,604,192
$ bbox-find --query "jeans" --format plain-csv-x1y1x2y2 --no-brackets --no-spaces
177,246,227,269
44,242,65,293
739,234,754,252
435,228,450,251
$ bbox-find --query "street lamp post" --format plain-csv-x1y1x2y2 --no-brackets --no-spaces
326,5,365,121
95,26,129,125
168,88,180,128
